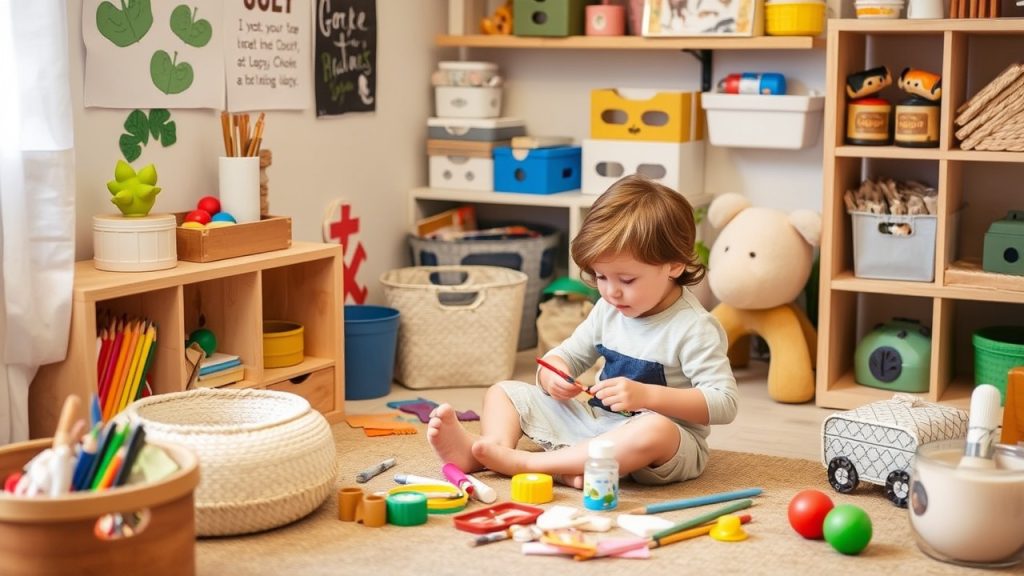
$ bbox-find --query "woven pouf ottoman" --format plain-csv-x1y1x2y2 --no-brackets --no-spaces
128,388,337,536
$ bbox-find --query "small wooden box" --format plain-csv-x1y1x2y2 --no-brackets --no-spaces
175,214,291,263
0,439,199,576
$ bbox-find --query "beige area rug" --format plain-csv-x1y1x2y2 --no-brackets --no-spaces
196,422,1007,576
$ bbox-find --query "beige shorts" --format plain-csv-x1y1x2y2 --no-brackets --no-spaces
497,380,707,485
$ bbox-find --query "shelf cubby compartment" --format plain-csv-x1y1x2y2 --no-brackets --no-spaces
184,272,260,387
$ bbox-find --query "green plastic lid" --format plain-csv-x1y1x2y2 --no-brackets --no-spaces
987,211,1024,236
542,277,598,301
385,492,428,526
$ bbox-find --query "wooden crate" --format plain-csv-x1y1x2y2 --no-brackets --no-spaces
175,214,291,263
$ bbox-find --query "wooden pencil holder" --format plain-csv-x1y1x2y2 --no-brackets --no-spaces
0,438,199,576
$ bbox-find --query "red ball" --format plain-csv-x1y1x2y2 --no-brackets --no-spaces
185,209,212,225
197,195,221,215
788,489,835,540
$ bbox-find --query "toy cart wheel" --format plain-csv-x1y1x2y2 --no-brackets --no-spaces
827,456,859,493
885,470,911,508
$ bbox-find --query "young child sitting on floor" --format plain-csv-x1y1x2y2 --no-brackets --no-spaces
428,174,738,487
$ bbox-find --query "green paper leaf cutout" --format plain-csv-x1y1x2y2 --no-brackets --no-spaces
150,50,194,95
96,0,153,47
124,109,149,145
148,108,170,141
170,5,212,48
158,121,177,147
119,134,142,163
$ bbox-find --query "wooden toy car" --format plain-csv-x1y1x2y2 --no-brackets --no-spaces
821,394,967,507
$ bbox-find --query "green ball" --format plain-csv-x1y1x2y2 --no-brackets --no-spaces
187,328,217,357
823,504,872,555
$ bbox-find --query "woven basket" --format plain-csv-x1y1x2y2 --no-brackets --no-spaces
380,265,527,389
127,388,337,536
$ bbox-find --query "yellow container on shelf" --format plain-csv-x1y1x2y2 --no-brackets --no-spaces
263,320,304,368
765,0,825,36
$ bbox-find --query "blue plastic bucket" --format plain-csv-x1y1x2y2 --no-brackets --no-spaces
344,305,400,400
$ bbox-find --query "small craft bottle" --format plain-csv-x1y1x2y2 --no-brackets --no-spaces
583,440,619,511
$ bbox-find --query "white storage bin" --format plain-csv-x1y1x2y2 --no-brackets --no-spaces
93,213,177,272
581,139,708,206
851,212,938,282
435,86,503,118
427,117,526,142
701,93,825,149
436,61,499,87
429,155,494,191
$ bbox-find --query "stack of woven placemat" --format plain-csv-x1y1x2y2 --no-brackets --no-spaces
955,62,1024,152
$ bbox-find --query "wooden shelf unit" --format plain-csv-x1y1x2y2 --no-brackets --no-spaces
817,18,1024,410
29,242,345,437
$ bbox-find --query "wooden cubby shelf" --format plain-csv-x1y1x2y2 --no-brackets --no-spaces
436,34,823,51
817,18,1024,410
29,242,345,437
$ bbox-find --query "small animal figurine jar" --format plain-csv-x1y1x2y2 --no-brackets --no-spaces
894,68,941,148
845,66,893,146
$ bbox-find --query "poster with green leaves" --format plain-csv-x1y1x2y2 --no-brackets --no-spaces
84,0,224,108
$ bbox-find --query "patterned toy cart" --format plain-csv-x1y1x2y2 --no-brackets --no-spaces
821,394,968,507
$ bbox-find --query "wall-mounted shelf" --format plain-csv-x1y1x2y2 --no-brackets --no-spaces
436,34,823,51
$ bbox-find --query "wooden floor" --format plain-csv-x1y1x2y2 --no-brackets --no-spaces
346,354,836,462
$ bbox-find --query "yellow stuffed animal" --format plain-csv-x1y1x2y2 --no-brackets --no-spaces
707,193,821,404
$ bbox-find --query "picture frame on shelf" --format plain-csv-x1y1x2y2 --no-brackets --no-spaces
641,0,763,37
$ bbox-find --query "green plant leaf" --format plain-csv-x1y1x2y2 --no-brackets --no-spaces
696,241,710,268
96,0,153,47
119,134,142,163
148,108,170,140
170,5,212,48
150,50,194,95
124,109,149,145
159,121,177,147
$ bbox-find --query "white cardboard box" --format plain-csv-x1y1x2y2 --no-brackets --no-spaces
701,93,825,149
581,139,708,206
428,155,494,191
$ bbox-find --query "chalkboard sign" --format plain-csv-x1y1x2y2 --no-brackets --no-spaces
315,0,376,116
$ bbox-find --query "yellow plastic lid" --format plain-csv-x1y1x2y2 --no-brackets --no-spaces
510,473,553,504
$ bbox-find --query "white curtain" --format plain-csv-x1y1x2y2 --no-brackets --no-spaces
0,0,75,444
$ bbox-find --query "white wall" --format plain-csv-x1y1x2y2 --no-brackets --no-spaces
67,1,446,305
67,1,824,305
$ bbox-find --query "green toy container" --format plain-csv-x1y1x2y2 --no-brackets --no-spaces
982,211,1024,276
854,319,931,393
513,0,594,37
972,325,1024,405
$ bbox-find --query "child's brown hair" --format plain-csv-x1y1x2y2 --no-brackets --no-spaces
571,174,705,287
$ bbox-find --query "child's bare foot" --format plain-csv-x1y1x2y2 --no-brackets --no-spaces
427,404,482,472
471,438,529,477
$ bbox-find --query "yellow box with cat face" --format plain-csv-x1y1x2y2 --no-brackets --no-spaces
590,89,704,143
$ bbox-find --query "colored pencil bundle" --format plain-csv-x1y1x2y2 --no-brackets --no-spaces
96,314,158,421
220,111,265,157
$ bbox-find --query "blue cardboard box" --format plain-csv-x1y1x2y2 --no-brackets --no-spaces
493,146,582,194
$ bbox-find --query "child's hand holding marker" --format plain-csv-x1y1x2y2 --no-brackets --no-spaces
536,357,636,417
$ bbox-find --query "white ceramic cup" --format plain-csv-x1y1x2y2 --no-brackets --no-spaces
218,156,260,223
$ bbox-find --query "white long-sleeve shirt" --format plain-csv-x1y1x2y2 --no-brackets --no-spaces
550,287,739,442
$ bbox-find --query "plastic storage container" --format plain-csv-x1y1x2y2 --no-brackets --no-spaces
701,93,825,149
435,86,503,118
972,326,1024,404
765,0,826,35
493,146,582,195
850,212,938,282
408,230,560,350
427,117,527,142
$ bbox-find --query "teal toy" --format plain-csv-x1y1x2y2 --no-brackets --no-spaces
187,328,217,357
854,318,931,393
983,211,1024,276
107,160,162,217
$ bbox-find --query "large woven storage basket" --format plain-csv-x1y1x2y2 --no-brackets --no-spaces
380,265,527,389
127,388,337,536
